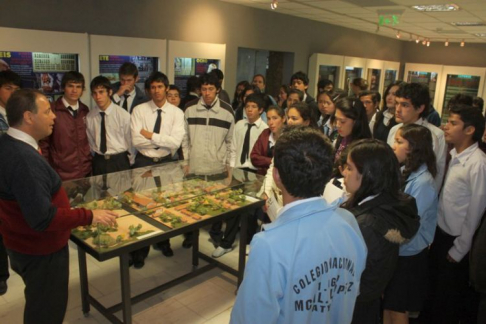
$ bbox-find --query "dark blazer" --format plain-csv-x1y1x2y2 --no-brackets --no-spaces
111,82,149,113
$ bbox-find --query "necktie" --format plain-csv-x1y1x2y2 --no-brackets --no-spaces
100,112,107,154
240,123,255,165
154,176,162,188
153,109,162,134
122,94,130,111
67,106,77,118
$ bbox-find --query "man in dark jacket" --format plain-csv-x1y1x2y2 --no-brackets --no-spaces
39,71,92,181
111,62,149,113
290,71,319,120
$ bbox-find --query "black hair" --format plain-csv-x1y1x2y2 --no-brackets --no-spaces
199,73,221,90
186,76,201,93
168,84,181,94
449,104,486,143
317,89,347,124
209,68,224,81
381,81,404,111
61,71,85,90
252,74,266,85
351,78,368,91
374,81,404,136
90,75,112,92
144,71,169,90
244,93,265,109
267,105,285,118
118,62,139,78
342,139,402,208
274,126,334,198
395,83,430,118
398,124,437,184
359,90,380,105
288,89,304,101
290,71,309,86
335,97,372,141
0,70,21,87
232,80,250,107
447,93,473,110
317,79,334,91
6,89,43,127
472,96,484,114
280,84,290,95
288,102,318,129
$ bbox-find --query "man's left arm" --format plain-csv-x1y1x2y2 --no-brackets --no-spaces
226,118,236,167
150,109,186,151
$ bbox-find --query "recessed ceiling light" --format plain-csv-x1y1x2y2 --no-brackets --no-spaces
412,4,459,12
475,33,486,37
451,22,485,27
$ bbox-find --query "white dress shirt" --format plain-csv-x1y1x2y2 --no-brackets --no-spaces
112,88,136,111
62,97,79,115
86,102,132,156
7,127,39,150
131,100,185,158
437,142,486,262
0,105,6,119
387,118,447,190
231,117,268,169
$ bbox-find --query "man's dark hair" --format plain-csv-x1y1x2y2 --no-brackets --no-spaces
288,89,304,101
253,74,266,85
0,70,21,87
186,76,201,93
144,71,169,90
472,96,484,114
209,68,224,81
290,71,309,86
274,126,334,198
317,79,334,91
168,84,181,94
288,102,318,129
61,71,85,90
244,93,265,109
118,62,139,78
90,75,112,92
359,90,380,105
395,83,430,118
199,73,221,90
449,104,486,143
351,78,368,91
6,89,43,127
447,93,473,110
335,97,372,141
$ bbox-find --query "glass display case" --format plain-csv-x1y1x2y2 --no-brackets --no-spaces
383,69,397,93
319,65,340,85
441,74,481,124
367,68,381,92
344,66,363,94
407,71,438,106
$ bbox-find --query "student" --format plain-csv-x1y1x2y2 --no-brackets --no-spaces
0,89,117,324
211,94,268,258
180,75,201,110
387,82,447,191
384,124,438,324
334,97,372,163
317,78,334,93
251,74,277,106
285,88,303,112
167,84,182,108
428,104,486,324
251,105,286,175
349,77,368,98
0,69,21,296
39,71,92,181
341,139,419,324
130,71,185,264
359,90,380,133
232,80,250,111
472,96,484,113
231,127,367,324
0,70,21,135
373,81,403,142
277,84,289,108
111,62,149,113
209,68,231,104
234,84,260,123
290,71,319,118
86,76,132,176
182,72,235,247
317,90,346,141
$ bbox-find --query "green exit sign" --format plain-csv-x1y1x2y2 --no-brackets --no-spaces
379,15,399,26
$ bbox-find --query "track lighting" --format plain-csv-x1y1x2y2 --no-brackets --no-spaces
270,0,278,10
460,39,465,47
396,30,401,39
445,39,449,46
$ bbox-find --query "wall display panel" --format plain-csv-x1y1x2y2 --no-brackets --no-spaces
0,50,79,102
167,40,226,97
308,54,345,98
344,56,366,95
0,27,90,103
365,59,385,93
98,54,158,90
404,63,443,108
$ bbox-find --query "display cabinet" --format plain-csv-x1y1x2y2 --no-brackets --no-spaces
66,161,264,323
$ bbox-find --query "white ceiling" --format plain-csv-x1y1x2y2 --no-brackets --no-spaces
217,0,486,43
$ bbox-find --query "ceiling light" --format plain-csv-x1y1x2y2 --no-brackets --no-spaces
270,0,278,10
451,22,485,27
475,33,486,37
445,39,449,46
427,41,430,46
422,39,427,45
461,39,465,47
412,4,459,12
396,30,401,39
416,38,420,44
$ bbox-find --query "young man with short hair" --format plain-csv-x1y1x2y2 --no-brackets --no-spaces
209,68,231,104
87,76,132,175
387,82,446,190
290,71,318,118
39,71,92,181
317,79,334,93
0,70,21,134
428,104,486,324
111,62,149,113
231,127,367,324
167,84,182,108
359,90,380,134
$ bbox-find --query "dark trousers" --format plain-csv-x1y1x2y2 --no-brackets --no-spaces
426,227,474,324
478,293,486,324
8,245,69,324
0,233,9,281
92,152,130,176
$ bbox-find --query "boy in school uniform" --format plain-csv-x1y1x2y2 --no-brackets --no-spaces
86,76,132,176
111,62,148,113
428,104,486,324
211,93,268,258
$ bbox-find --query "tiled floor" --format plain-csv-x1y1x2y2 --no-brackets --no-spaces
0,227,242,324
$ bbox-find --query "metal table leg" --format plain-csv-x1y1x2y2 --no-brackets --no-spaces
192,229,200,267
77,248,90,316
119,253,132,324
237,211,249,287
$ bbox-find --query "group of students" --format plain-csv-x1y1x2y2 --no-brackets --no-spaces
1,61,486,324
